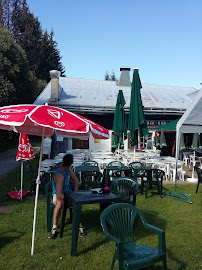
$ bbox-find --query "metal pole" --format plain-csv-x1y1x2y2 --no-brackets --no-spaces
31,127,45,255
20,161,23,201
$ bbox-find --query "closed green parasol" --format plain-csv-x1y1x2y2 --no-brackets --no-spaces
128,68,149,147
112,90,128,149
191,133,200,150
179,133,185,150
153,132,160,147
160,131,167,148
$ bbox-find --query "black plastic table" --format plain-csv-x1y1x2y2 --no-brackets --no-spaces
65,190,121,256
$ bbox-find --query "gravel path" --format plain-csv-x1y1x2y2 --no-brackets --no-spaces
0,142,40,178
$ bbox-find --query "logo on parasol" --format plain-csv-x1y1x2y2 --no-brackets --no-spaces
54,121,65,127
47,109,63,119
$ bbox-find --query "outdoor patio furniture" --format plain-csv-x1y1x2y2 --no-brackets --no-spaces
82,160,99,166
190,154,200,167
26,164,37,193
100,203,167,270
128,161,145,180
183,153,191,167
195,166,202,194
40,159,55,172
110,177,139,206
82,170,103,190
65,190,121,256
74,164,101,188
104,161,131,185
170,163,186,181
45,181,55,232
152,162,168,181
141,168,164,199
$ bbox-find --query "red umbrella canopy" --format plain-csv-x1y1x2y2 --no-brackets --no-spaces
16,133,35,161
0,104,110,139
0,104,110,255
5,190,30,200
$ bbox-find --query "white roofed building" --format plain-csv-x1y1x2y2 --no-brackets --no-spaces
34,68,199,153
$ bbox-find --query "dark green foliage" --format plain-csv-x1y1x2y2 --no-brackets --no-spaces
0,0,65,82
104,69,117,81
36,30,65,81
104,70,110,80
0,0,14,29
0,26,36,105
0,26,38,144
110,69,117,81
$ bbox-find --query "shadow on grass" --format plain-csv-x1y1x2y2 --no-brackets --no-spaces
166,249,187,270
77,238,110,256
140,184,170,199
61,208,111,255
0,230,25,250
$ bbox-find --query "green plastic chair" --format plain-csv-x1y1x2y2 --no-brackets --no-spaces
110,177,139,206
45,181,55,232
106,161,125,182
128,162,145,180
100,203,167,270
41,172,51,194
82,160,99,166
107,161,125,168
82,171,103,190
141,168,164,199
195,166,202,194
26,164,37,193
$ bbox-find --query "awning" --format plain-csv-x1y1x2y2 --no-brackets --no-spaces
154,119,179,132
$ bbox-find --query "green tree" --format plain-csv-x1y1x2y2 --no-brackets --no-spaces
0,26,36,105
104,70,110,80
36,30,65,81
110,69,117,81
11,0,65,81
1,0,65,83
0,0,14,30
104,69,117,81
11,0,42,75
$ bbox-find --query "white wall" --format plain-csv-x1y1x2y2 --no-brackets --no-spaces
89,130,112,151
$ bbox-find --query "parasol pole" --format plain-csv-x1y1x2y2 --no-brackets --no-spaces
117,143,120,159
138,128,140,149
191,151,196,178
31,127,45,255
133,146,136,161
20,161,23,201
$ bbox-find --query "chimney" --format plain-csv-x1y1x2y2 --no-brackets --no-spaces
118,67,131,87
49,70,61,102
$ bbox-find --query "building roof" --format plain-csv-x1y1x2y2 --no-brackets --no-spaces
34,76,198,115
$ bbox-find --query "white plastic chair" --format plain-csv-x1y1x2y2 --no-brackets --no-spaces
183,153,190,167
170,164,186,181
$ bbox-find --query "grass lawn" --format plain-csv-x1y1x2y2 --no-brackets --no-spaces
0,160,202,270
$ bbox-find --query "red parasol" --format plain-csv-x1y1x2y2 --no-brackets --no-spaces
16,133,35,161
0,104,110,139
16,133,35,200
0,104,110,255
5,190,30,200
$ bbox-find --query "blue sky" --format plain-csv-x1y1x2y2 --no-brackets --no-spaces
27,0,202,89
